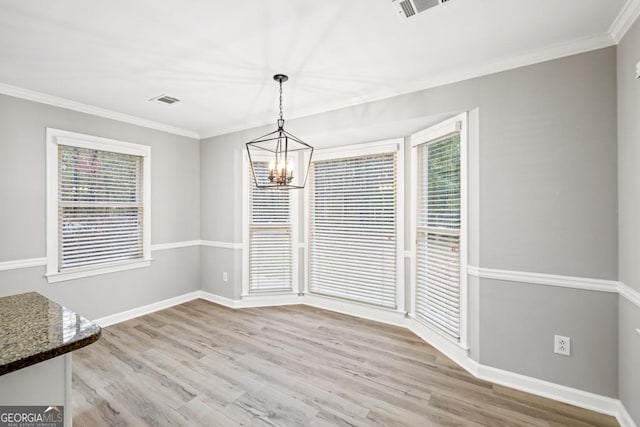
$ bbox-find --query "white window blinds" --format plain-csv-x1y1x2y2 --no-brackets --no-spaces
416,134,462,340
58,144,144,270
309,152,398,308
248,161,293,293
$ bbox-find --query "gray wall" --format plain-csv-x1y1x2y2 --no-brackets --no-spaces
200,142,243,299
617,16,640,424
200,47,619,396
480,279,618,397
619,297,640,423
0,94,201,319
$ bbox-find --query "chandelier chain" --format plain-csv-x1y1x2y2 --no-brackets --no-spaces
278,80,283,121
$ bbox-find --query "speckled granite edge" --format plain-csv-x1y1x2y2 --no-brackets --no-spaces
0,329,101,376
0,292,102,376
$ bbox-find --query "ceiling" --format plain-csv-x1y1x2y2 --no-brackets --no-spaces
0,0,631,139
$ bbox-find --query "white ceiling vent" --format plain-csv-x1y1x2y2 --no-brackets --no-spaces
391,0,451,18
149,94,180,105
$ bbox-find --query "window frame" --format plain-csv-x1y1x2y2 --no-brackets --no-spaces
303,138,405,312
242,151,299,296
409,113,468,348
46,128,152,283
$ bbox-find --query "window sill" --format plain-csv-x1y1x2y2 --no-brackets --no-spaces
46,259,153,284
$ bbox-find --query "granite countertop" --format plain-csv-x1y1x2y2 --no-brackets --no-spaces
0,292,101,376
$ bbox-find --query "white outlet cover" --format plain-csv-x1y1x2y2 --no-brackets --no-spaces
554,335,571,356
636,60,640,79
222,272,228,282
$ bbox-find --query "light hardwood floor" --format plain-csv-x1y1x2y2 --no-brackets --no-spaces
73,300,618,426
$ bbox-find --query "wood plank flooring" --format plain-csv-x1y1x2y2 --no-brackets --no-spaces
72,300,618,426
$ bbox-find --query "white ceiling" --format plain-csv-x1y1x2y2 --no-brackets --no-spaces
0,0,630,139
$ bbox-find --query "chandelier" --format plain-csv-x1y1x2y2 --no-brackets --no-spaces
246,74,313,190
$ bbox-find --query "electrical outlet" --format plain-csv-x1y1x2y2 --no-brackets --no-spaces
222,272,228,282
554,335,571,356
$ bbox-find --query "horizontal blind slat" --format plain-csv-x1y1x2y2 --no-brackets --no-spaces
309,152,397,309
415,134,462,341
248,161,293,294
58,144,144,270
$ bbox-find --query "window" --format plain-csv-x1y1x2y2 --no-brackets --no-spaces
411,114,467,343
46,129,151,283
307,140,402,309
244,159,296,294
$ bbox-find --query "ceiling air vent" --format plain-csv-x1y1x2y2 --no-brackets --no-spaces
399,0,416,17
149,94,180,105
391,0,451,18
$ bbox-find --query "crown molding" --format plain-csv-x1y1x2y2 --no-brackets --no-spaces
200,32,616,140
1,8,631,144
610,0,640,43
0,83,200,140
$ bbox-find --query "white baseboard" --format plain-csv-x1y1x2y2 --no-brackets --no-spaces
198,291,301,308
93,290,293,324
407,317,475,372
93,291,201,327
303,294,407,328
92,289,635,426
237,293,302,308
618,401,638,427
197,290,238,308
475,363,620,417
407,317,625,422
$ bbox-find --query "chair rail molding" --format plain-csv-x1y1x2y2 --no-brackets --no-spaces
0,257,47,272
150,240,202,251
200,240,243,250
467,265,619,293
618,281,640,309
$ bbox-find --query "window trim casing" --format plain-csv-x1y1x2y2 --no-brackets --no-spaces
409,113,468,349
242,151,300,297
303,138,405,313
46,128,152,283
